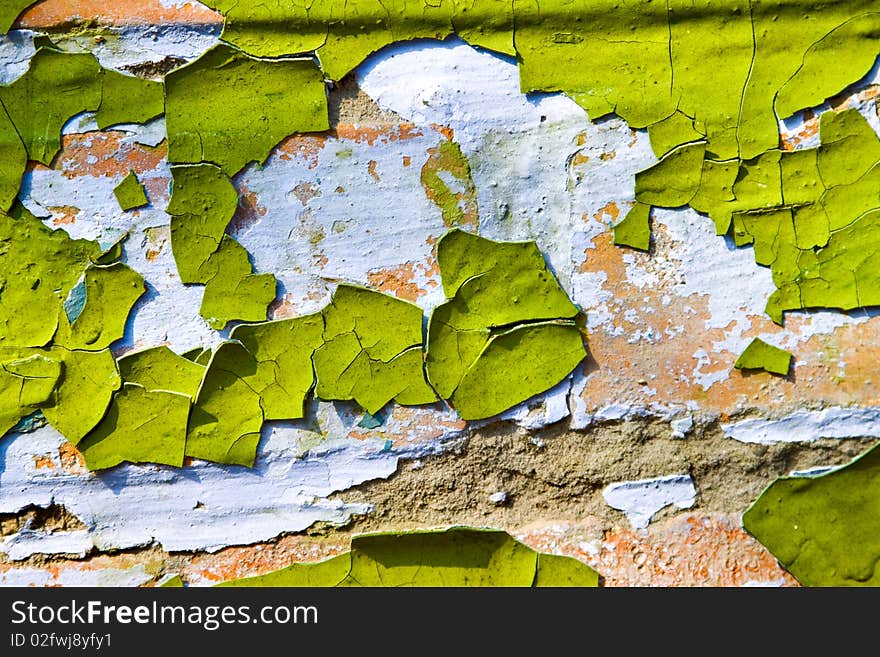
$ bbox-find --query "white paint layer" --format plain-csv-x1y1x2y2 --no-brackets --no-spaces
0,565,152,587
1,530,94,561
603,474,697,529
723,407,880,444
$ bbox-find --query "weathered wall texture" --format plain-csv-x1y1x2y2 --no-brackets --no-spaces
1,0,879,586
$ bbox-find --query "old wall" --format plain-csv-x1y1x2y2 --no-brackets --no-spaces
1,0,879,587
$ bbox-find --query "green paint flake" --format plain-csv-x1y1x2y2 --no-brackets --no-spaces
166,166,275,328
167,164,237,284
449,322,588,420
185,341,264,467
314,285,436,414
515,0,675,127
167,166,276,329
816,108,880,189
157,574,185,587
647,111,706,159
198,236,277,330
219,527,599,587
689,158,740,235
345,527,538,586
734,338,792,376
96,70,164,131
0,349,62,437
643,108,880,324
165,43,328,176
230,314,325,421
113,171,148,211
774,12,880,121
634,142,707,208
0,205,100,348
0,1,38,33
0,46,102,166
199,0,515,81
426,229,585,420
53,263,145,352
613,202,651,251
0,101,26,212
77,383,190,470
117,346,205,399
743,444,880,586
535,553,601,587
736,2,878,160
420,139,478,227
153,0,880,162
667,0,755,160
40,347,121,445
0,44,167,210
92,236,126,267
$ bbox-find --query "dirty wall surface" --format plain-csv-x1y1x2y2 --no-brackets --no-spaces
1,0,879,587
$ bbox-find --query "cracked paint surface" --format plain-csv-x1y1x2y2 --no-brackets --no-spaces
1,3,880,586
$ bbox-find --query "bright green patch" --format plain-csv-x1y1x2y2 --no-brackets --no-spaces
78,383,190,470
53,263,145,352
613,202,651,251
167,164,238,284
117,346,205,399
535,553,601,587
314,285,436,414
199,0,515,80
641,109,880,324
96,70,164,131
0,349,62,437
0,43,163,210
166,164,276,329
230,314,325,420
0,205,100,348
218,553,352,587
219,527,599,587
198,236,277,330
634,142,707,208
744,444,880,586
647,111,706,159
426,229,585,420
113,171,148,211
165,43,328,176
157,574,185,587
734,338,792,376
0,46,102,167
40,347,121,445
185,341,264,467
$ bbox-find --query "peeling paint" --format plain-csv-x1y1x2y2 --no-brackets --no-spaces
723,407,880,445
603,475,697,530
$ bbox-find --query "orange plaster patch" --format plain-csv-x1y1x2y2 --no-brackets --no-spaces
332,123,424,147
574,226,880,417
48,205,79,226
17,0,222,28
58,442,87,474
274,134,328,168
518,514,798,587
33,454,56,469
367,262,426,302
182,535,349,584
57,132,167,180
